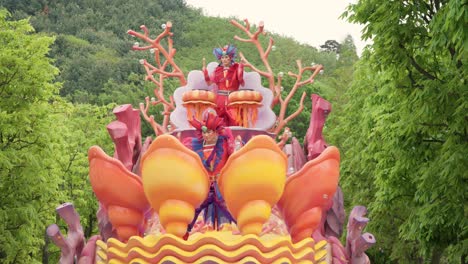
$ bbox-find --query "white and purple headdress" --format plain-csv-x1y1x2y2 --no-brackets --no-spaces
213,44,237,61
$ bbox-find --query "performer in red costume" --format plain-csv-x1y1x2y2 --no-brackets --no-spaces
203,44,245,126
183,109,237,239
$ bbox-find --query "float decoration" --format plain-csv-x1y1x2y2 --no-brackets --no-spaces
47,18,375,264
182,89,216,122
228,90,263,127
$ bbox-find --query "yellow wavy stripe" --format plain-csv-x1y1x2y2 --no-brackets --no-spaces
108,243,314,263
108,260,124,264
314,240,327,250
96,250,107,262
107,232,314,254
314,240,328,262
96,240,108,250
96,239,108,262
124,255,313,264
98,232,328,263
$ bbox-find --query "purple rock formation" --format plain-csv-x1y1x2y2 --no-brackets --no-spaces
346,206,376,264
304,94,331,161
325,186,346,238
46,203,85,264
107,104,142,171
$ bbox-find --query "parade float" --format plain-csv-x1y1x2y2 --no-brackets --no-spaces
47,19,375,264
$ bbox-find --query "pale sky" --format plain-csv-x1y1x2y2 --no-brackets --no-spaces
185,0,370,55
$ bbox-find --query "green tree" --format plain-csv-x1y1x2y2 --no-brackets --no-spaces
324,35,359,147
339,1,467,262
42,101,114,263
320,39,341,53
0,10,115,263
0,9,63,263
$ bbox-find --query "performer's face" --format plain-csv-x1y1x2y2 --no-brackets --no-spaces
202,129,218,143
221,55,231,67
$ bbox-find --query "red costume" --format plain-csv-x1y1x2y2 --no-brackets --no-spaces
182,111,236,236
204,45,244,126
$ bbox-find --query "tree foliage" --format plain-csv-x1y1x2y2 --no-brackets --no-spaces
0,9,62,263
337,1,467,262
0,10,113,263
320,39,341,53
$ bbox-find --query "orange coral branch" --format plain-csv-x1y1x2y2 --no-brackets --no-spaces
230,19,275,92
274,60,323,134
230,19,324,134
233,35,253,43
244,19,250,31
299,65,323,86
129,21,189,135
139,97,164,136
239,52,270,77
264,37,275,58
128,22,186,85
272,73,284,106
252,21,265,40
274,92,306,134
276,127,291,149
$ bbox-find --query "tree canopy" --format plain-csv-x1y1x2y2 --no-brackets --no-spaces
0,9,113,263
336,0,467,262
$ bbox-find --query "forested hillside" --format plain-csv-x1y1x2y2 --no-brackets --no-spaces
1,0,465,263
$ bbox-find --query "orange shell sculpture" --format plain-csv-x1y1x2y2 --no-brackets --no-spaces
140,135,210,238
228,90,263,106
88,146,150,241
182,89,216,105
277,146,340,243
219,135,287,236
